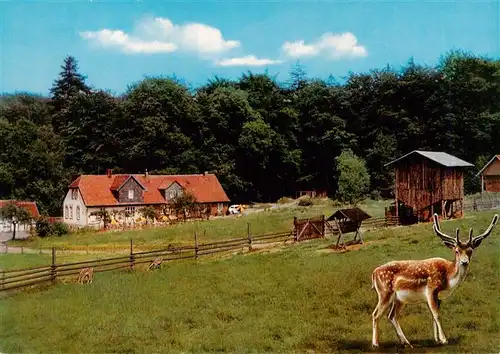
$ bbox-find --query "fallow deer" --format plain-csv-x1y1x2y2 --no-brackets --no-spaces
371,213,498,348
77,267,94,284
148,257,163,271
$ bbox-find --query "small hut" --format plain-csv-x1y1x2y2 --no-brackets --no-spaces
476,154,500,193
385,150,473,223
327,207,371,248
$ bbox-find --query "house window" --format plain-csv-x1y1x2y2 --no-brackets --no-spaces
128,189,134,200
71,189,78,200
76,206,80,220
125,206,136,217
65,206,68,219
177,190,183,197
169,190,176,199
69,205,73,219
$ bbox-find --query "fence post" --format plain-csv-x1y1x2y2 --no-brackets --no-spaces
293,217,298,242
194,231,199,260
247,223,252,251
321,215,325,238
51,247,57,283
129,239,135,270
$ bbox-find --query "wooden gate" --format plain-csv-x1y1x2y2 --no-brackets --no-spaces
293,215,325,241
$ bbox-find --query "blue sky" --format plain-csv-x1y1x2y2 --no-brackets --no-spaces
1,0,498,96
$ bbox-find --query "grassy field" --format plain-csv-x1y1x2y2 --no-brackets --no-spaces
8,198,390,252
0,251,131,271
1,210,498,353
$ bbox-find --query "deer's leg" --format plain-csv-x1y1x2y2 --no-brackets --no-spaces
432,299,441,342
372,291,393,348
426,291,447,344
388,299,413,348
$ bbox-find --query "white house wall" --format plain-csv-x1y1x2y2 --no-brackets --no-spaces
63,189,88,227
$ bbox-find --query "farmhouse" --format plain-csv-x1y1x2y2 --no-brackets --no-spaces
385,150,473,223
476,154,500,193
63,170,230,228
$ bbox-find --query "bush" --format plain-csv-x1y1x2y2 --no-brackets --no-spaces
331,200,343,208
52,222,69,236
298,197,314,206
35,218,69,237
277,197,294,204
370,190,382,201
35,218,53,238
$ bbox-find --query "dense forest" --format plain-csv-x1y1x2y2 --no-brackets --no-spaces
0,51,499,216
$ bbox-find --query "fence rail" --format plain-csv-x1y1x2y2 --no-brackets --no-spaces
464,198,500,212
0,215,395,294
0,229,297,293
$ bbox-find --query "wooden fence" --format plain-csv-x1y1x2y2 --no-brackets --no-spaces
324,216,399,235
0,213,402,294
464,197,500,212
0,230,294,293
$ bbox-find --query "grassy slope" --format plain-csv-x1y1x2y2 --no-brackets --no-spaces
8,199,390,251
1,210,498,353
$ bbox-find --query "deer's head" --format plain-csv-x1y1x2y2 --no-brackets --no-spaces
432,213,498,267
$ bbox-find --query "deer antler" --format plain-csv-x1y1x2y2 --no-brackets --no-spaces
432,213,458,248
469,214,499,249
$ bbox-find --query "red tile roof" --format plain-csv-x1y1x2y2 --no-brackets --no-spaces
0,200,40,218
68,173,230,207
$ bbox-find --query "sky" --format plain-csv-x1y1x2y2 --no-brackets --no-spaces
0,0,499,96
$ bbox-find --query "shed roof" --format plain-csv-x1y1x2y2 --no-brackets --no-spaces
475,154,500,177
384,150,474,168
0,200,40,218
327,207,371,222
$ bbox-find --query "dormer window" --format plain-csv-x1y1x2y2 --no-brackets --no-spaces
128,189,134,200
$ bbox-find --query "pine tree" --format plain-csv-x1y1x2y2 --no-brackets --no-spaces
50,55,91,132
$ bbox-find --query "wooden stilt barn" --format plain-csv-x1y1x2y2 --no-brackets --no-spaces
384,150,474,223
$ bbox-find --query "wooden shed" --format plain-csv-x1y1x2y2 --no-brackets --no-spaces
326,207,371,248
476,155,500,193
385,150,474,223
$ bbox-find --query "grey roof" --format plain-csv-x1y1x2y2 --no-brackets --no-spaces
384,150,474,168
475,155,500,176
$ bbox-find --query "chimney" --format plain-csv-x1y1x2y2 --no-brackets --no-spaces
204,171,209,176
106,169,113,178
145,169,148,178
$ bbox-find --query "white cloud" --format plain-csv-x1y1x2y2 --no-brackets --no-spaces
282,32,367,59
80,29,177,54
215,55,282,67
80,17,240,56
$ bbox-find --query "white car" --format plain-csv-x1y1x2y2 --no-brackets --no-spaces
228,205,241,214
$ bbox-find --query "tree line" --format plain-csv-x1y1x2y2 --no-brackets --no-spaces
0,51,499,216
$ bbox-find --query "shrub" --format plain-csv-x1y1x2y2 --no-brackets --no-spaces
35,218,69,237
331,200,343,208
35,218,53,238
52,222,69,236
370,190,382,201
277,197,294,204
298,197,314,206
